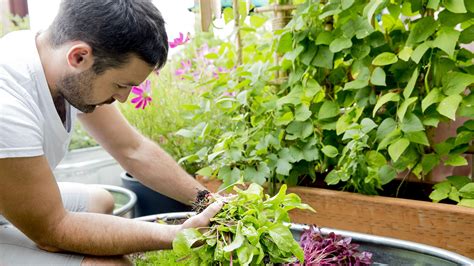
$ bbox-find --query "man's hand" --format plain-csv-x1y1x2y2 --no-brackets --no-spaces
180,201,223,230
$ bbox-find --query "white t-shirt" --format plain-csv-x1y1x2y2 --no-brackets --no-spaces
0,30,77,169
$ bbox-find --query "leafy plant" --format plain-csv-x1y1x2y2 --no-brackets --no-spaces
119,66,220,174
430,175,474,208
178,0,473,196
171,183,315,265
286,226,372,265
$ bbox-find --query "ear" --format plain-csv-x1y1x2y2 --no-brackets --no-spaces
66,42,94,72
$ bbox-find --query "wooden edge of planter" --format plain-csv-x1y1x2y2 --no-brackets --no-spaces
286,186,474,258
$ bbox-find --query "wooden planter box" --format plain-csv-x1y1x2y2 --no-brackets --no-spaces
198,178,474,258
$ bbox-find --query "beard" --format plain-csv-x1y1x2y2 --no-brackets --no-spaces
56,70,97,113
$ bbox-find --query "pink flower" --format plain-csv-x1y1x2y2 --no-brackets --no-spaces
169,32,190,48
130,80,152,109
175,59,192,76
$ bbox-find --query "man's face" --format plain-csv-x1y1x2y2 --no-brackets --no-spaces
57,56,154,113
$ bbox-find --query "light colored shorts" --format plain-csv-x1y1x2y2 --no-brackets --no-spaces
0,182,92,265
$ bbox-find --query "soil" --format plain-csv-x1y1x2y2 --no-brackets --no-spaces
191,189,211,214
297,175,450,203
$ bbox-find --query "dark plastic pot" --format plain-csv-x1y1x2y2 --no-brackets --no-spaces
120,172,191,217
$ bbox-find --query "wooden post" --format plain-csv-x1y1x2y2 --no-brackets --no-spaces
233,0,243,65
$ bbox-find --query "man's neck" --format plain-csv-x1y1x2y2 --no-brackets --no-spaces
35,32,66,122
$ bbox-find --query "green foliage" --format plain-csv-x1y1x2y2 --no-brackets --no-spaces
171,183,314,265
0,14,30,37
119,65,226,174
68,123,98,150
176,0,473,196
430,175,474,208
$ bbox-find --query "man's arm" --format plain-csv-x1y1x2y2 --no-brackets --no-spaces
0,156,221,255
78,104,207,205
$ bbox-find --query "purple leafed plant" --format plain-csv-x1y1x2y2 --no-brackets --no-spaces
288,226,373,266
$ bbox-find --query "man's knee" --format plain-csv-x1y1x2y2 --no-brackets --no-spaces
81,255,132,266
88,187,115,215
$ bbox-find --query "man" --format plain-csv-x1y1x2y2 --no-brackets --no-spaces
0,0,221,264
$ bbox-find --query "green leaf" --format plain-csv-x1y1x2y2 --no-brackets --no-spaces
196,166,213,177
286,121,313,139
223,222,245,252
370,67,386,86
427,0,440,9
406,131,430,146
401,113,424,133
276,158,292,176
318,101,339,120
459,183,474,198
275,111,294,126
422,88,442,112
372,52,398,66
325,170,342,185
342,0,355,9
378,129,402,150
363,0,384,27
173,229,202,255
388,138,410,162
223,7,234,24
367,150,387,167
379,165,396,185
295,104,312,121
449,187,461,202
434,27,460,57
445,154,468,166
398,46,413,61
377,118,397,141
361,118,378,133
312,46,334,69
397,97,418,122
373,92,400,116
422,153,440,174
329,37,352,53
315,31,334,45
403,68,419,99
429,181,450,202
459,199,474,208
277,32,293,54
442,72,474,96
250,14,267,28
437,94,463,120
322,145,339,158
411,42,432,63
268,224,304,263
407,17,438,45
447,175,471,190
459,25,474,44
443,0,467,13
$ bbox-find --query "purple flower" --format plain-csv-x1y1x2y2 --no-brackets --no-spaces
169,32,190,48
130,80,152,109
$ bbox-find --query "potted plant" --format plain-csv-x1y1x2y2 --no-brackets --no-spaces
131,184,472,265
174,0,474,257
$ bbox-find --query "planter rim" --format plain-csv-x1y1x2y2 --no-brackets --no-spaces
93,184,137,217
134,212,473,264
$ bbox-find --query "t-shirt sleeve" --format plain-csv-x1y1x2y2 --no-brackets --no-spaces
0,92,44,158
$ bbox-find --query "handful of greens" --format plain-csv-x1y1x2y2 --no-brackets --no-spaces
173,183,315,265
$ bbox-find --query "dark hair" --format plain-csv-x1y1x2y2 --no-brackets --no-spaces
49,0,168,74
